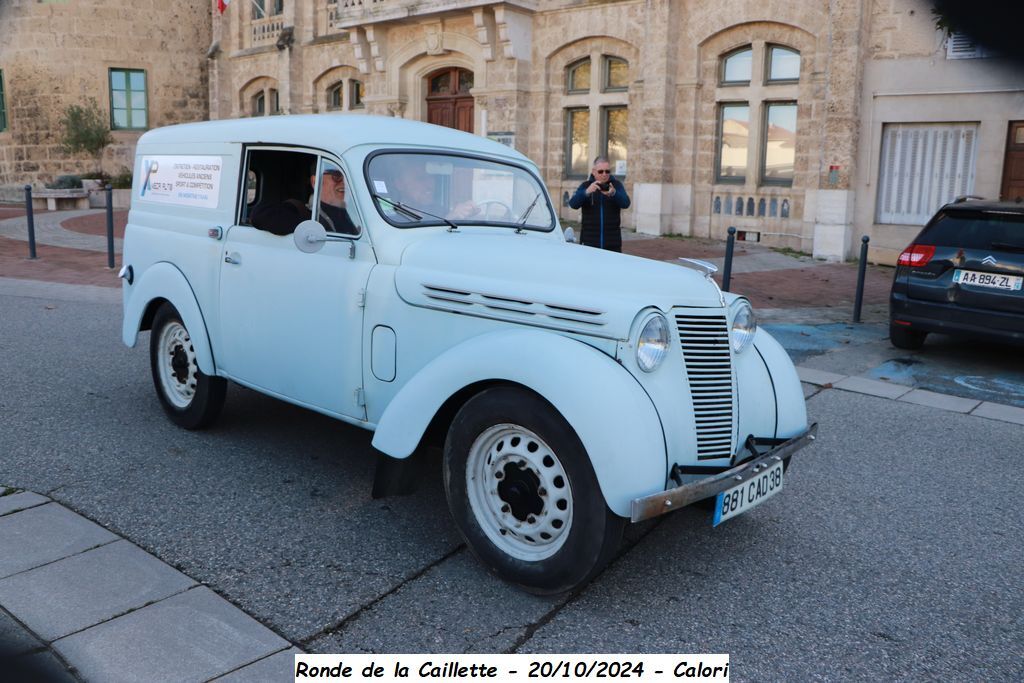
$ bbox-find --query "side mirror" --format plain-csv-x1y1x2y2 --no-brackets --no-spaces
563,227,577,244
294,220,355,258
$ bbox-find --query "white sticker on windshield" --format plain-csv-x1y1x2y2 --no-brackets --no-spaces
374,180,388,193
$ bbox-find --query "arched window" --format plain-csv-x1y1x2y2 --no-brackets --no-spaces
566,59,591,94
720,47,752,85
603,56,628,92
714,42,799,186
319,71,363,113
242,77,279,117
766,45,800,82
328,82,343,110
562,53,630,177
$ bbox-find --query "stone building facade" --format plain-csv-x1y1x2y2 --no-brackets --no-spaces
2,0,1020,263
0,0,211,190
207,0,1024,262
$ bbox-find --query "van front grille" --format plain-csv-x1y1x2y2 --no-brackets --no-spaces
675,314,735,460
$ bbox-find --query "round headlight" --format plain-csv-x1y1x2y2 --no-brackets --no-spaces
730,299,757,354
637,314,670,372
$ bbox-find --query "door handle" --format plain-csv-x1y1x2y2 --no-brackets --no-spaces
224,252,241,265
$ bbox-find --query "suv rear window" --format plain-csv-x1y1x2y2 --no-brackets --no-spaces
918,210,1024,251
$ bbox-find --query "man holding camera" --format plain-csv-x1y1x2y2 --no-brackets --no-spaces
568,156,631,252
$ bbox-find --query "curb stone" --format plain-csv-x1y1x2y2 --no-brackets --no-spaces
798,365,1024,424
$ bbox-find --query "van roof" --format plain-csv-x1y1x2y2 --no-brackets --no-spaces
138,114,528,162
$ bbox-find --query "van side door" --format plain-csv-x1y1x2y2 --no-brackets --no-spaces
216,147,374,421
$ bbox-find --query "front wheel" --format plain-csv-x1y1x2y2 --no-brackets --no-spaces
149,303,226,430
443,386,624,594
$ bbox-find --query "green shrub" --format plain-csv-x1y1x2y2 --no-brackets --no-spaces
45,175,83,190
111,167,133,189
59,98,113,169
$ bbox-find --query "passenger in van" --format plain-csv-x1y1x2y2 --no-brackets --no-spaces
250,162,356,236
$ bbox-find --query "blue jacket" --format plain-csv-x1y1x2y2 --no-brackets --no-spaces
568,174,631,251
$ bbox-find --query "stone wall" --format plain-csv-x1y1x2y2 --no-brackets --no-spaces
0,0,210,188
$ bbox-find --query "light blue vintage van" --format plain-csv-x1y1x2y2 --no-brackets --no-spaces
121,115,816,593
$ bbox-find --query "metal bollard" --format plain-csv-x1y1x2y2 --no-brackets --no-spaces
853,235,870,323
722,226,736,292
105,184,115,269
24,185,37,260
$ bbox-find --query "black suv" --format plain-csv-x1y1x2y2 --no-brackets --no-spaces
889,200,1024,349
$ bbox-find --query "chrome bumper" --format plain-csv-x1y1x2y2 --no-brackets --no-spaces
629,423,819,522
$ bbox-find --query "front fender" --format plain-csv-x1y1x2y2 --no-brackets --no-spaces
122,262,216,375
371,329,666,518
752,327,807,438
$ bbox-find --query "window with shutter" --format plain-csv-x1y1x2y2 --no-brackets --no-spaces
946,32,992,60
876,123,979,225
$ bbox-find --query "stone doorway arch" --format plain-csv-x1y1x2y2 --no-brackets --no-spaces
425,67,474,133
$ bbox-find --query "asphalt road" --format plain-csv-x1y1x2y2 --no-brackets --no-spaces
1,289,1022,680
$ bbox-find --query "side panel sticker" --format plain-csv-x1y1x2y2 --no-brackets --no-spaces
138,156,223,209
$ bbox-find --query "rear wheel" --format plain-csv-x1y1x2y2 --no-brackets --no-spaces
149,303,226,430
443,386,624,594
889,323,927,350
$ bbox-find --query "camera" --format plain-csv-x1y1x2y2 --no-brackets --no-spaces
597,181,611,192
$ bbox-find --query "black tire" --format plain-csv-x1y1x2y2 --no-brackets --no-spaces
443,386,625,594
149,302,226,430
889,322,927,350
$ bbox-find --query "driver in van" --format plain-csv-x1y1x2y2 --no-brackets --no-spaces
388,158,479,221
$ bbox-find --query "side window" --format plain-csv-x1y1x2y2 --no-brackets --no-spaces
242,148,317,235
313,159,359,235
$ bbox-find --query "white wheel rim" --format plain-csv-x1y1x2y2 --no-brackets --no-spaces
465,424,573,562
157,321,198,409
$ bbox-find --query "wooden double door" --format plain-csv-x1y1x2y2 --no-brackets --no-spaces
426,67,474,133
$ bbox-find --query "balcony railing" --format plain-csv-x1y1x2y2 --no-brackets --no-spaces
251,15,285,47
331,0,463,29
323,0,537,34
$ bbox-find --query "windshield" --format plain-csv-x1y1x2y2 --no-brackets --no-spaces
366,152,555,230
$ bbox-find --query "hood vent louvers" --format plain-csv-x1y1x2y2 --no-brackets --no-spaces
421,283,607,329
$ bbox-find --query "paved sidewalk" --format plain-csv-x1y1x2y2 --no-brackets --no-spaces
0,207,125,289
620,230,892,322
0,489,300,682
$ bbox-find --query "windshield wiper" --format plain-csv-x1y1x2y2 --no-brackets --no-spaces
518,191,543,228
373,194,459,231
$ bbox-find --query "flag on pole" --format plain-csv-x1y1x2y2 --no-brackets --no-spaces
217,0,231,13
